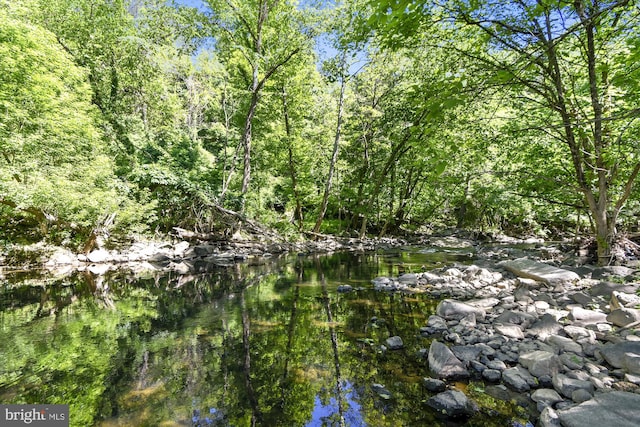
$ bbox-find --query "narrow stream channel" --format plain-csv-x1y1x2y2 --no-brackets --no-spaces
1,248,528,426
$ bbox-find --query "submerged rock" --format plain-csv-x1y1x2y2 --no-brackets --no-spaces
422,377,446,392
426,390,478,418
385,336,404,350
371,383,392,400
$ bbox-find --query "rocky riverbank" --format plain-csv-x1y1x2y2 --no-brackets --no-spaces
1,228,546,276
0,234,408,279
369,251,640,426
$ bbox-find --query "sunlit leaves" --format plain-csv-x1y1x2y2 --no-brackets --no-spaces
0,14,136,237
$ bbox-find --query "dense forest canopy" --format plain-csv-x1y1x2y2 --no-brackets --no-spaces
0,0,639,262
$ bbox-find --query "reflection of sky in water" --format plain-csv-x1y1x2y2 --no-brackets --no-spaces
306,382,365,427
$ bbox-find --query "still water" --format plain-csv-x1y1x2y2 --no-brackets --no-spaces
0,249,525,426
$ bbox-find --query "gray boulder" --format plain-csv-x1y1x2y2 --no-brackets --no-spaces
557,391,640,427
625,353,640,375
552,373,594,399
466,296,501,308
607,308,640,327
600,341,640,373
426,315,448,331
531,388,563,407
568,307,608,325
528,313,564,339
46,249,77,266
482,369,502,382
560,353,585,370
563,325,596,343
546,335,584,355
499,258,580,284
426,390,478,418
519,351,563,378
612,291,640,308
571,388,593,403
494,310,536,327
428,341,470,379
494,323,525,339
569,292,593,305
539,406,561,427
591,266,636,280
149,252,172,263
502,366,538,392
436,299,486,320
451,345,483,363
398,273,418,285
590,281,640,297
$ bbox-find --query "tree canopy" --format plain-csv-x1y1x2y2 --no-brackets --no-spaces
1,0,639,262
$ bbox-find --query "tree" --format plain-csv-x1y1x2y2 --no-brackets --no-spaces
205,0,311,204
268,51,325,230
0,12,137,242
313,50,350,234
312,0,370,234
371,0,640,262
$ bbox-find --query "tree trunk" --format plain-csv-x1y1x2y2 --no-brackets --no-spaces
241,76,260,198
313,52,347,234
281,87,304,230
456,175,471,229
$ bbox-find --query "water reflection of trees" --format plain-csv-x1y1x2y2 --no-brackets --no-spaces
1,252,513,426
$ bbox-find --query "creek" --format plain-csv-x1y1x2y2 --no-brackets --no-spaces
0,247,529,426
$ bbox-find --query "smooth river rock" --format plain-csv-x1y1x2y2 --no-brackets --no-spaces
557,391,640,427
499,258,580,284
600,341,640,367
502,366,537,392
607,308,640,327
519,351,563,378
531,388,563,407
436,299,486,320
552,373,594,398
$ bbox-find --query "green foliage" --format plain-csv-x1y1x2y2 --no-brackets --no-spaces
0,0,638,245
0,13,149,243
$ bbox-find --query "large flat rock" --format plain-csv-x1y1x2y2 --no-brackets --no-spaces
557,391,640,427
499,258,580,284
